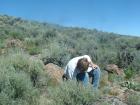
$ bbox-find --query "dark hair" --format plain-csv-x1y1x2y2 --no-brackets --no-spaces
76,58,89,72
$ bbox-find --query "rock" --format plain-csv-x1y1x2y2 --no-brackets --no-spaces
29,54,41,60
44,63,64,86
101,85,129,102
105,64,124,75
109,86,124,96
98,96,128,105
111,97,127,105
6,39,23,48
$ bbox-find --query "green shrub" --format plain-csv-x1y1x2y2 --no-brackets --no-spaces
24,38,42,55
28,46,42,55
127,93,140,105
0,50,45,87
41,42,71,67
0,66,39,105
47,81,100,105
0,50,50,105
108,73,116,83
135,83,140,91
9,31,24,40
43,29,57,40
0,40,5,49
124,67,134,80
131,51,140,73
121,81,140,91
101,86,111,95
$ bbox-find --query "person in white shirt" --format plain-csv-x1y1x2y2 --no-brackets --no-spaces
63,55,101,89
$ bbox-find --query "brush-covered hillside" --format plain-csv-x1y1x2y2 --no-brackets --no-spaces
0,15,140,105
1,15,140,69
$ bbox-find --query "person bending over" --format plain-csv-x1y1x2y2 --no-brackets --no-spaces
63,55,101,89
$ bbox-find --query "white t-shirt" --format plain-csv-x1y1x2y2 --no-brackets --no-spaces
64,55,93,79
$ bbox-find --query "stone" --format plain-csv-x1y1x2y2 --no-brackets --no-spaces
105,64,124,75
44,63,64,86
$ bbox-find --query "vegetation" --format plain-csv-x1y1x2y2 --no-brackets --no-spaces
47,81,100,105
127,93,140,105
0,15,140,105
0,51,41,105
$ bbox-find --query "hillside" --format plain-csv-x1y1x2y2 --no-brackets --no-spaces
0,15,140,69
0,15,140,105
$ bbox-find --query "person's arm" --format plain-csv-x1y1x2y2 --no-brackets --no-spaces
89,61,98,69
83,55,98,70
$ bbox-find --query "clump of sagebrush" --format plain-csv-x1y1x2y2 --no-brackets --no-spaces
0,60,39,105
47,80,100,105
24,37,42,55
0,50,47,105
124,66,135,80
127,93,140,105
40,42,71,67
6,50,45,87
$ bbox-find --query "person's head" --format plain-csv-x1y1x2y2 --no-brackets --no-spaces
76,58,89,72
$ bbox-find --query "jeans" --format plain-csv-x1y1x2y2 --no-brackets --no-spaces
76,67,101,89
76,72,89,86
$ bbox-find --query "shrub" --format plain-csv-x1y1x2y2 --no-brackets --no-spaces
124,67,134,80
24,38,42,55
47,81,100,105
43,29,57,40
0,65,39,105
131,51,140,73
100,86,111,95
120,81,140,91
99,71,109,88
0,49,45,87
9,31,24,40
27,46,42,55
0,49,51,105
0,40,5,49
41,42,71,67
108,73,116,83
135,43,140,50
117,49,134,68
127,93,140,105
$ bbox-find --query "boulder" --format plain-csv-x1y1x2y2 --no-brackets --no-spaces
44,63,64,86
6,39,23,48
109,86,124,96
105,64,124,75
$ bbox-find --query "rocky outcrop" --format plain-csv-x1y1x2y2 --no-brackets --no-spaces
6,39,23,48
96,96,128,105
105,64,124,75
44,63,64,86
